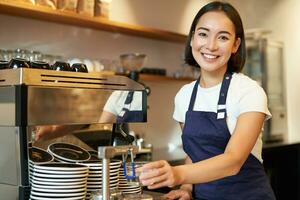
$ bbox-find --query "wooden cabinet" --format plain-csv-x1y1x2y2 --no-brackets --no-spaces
0,0,187,43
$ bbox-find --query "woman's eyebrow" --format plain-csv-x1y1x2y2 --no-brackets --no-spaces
196,27,232,36
196,27,209,31
196,26,232,35
219,31,232,35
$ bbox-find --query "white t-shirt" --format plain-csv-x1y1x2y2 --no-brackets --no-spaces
173,73,271,162
104,91,143,116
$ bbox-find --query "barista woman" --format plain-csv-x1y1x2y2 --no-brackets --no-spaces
138,1,275,200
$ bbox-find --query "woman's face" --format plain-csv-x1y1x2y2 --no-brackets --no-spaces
191,11,241,74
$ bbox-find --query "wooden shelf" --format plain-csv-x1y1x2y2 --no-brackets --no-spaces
0,1,187,43
139,74,193,82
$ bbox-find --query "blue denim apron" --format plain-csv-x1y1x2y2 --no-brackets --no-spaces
116,91,144,123
182,73,275,200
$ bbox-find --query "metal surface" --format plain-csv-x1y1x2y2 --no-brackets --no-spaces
0,87,15,126
0,68,147,125
0,127,20,185
0,184,18,200
0,68,147,199
0,68,144,90
98,145,138,200
98,145,138,159
27,86,121,125
102,158,110,200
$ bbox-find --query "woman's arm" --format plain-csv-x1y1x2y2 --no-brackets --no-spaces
140,111,265,188
98,110,117,123
35,124,86,141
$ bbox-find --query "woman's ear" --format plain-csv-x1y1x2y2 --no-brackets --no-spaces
232,38,241,53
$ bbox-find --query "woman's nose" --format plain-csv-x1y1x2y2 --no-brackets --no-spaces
205,37,218,51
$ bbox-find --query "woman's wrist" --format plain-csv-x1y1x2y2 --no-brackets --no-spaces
173,165,187,186
180,183,193,193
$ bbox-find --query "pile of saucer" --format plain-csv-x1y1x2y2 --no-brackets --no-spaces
47,142,91,163
78,159,122,199
29,163,88,200
118,166,142,195
28,146,54,183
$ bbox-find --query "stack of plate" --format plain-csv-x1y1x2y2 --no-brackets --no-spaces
78,159,122,199
47,142,91,163
28,146,54,183
30,163,88,200
118,166,142,195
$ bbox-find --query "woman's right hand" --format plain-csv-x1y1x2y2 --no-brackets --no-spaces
34,125,65,141
164,188,192,200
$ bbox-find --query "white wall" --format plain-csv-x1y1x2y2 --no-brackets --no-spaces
0,0,299,145
228,0,300,142
112,0,300,143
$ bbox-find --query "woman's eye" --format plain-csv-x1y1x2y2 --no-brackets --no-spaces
219,35,229,41
198,32,207,37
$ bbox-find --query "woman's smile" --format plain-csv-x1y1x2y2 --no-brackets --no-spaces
201,52,220,60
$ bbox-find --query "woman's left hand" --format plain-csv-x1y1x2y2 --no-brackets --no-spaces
138,160,182,189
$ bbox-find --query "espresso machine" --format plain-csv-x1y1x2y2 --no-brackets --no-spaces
0,67,147,200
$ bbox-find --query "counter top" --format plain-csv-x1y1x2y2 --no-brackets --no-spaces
150,140,300,164
263,139,300,149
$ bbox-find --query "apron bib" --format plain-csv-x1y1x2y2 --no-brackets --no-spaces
116,91,144,123
181,73,275,200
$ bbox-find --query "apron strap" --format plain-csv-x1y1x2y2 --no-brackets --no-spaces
188,78,200,111
217,72,232,119
118,91,134,117
125,91,134,104
188,73,232,117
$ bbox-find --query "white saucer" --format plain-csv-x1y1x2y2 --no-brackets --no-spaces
87,176,118,182
31,179,86,186
32,171,88,179
31,190,86,197
32,182,86,189
33,168,88,175
29,146,54,164
88,172,119,177
30,194,86,200
33,163,88,171
48,142,90,162
87,178,118,184
79,160,121,167
118,184,141,189
86,186,118,192
31,186,86,193
32,176,87,183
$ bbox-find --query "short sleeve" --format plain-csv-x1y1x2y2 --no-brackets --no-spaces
103,91,125,115
238,84,271,120
173,83,193,123
173,91,184,123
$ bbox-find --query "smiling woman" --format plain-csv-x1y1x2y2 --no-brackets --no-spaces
138,1,276,200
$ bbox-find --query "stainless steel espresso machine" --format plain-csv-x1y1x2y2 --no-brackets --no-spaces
0,68,147,200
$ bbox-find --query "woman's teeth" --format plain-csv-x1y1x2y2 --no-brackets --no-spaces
203,53,218,59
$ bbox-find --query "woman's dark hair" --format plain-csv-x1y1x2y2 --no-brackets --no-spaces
184,1,246,73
